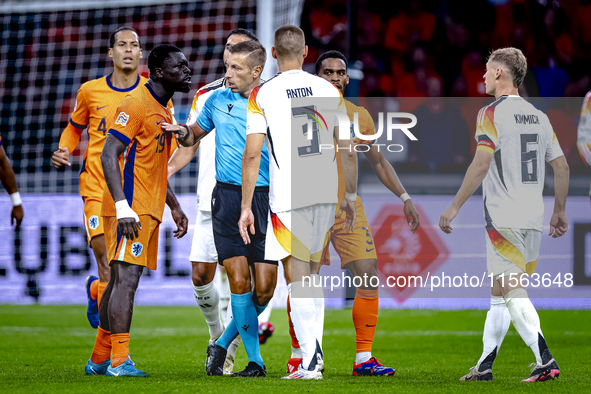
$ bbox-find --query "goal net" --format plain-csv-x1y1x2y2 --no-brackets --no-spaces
0,0,303,305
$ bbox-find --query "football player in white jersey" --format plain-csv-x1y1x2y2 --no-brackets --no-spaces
577,91,591,200
238,25,358,380
167,28,259,374
439,47,569,382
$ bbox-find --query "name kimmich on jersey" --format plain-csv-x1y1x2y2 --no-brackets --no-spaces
475,95,564,231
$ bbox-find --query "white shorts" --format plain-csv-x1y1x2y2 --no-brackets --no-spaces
265,203,336,263
486,227,541,279
189,210,218,263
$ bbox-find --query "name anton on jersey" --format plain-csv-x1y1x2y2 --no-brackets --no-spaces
286,87,313,98
514,114,539,124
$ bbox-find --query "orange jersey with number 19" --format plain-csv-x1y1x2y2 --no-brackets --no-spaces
101,83,174,222
63,75,149,200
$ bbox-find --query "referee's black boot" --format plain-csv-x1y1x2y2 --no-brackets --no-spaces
230,362,266,377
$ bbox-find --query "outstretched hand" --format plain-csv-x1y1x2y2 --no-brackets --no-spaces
161,122,188,140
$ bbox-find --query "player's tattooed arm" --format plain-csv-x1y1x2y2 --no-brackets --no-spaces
101,134,142,240
439,150,492,234
166,182,188,239
365,145,419,233
161,122,209,147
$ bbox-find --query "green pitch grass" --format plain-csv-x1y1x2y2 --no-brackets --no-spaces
0,305,589,393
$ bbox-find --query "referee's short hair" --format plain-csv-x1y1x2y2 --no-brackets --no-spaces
228,41,266,70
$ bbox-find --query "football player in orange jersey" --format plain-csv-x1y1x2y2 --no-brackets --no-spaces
51,27,147,329
282,50,420,377
0,137,24,228
84,44,189,377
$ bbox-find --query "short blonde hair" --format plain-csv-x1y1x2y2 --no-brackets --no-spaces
274,25,305,58
488,47,528,88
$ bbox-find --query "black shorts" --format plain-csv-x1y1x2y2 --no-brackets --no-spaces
211,181,277,265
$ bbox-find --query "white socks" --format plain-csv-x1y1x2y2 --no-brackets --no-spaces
218,269,231,327
310,274,325,350
227,336,241,358
258,299,273,324
289,280,319,370
476,295,511,371
193,281,223,340
356,352,371,364
505,288,544,364
291,345,302,358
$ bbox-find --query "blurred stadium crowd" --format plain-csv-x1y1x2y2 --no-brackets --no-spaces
301,0,591,99
298,0,591,178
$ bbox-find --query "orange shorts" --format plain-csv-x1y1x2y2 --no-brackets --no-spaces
104,215,160,270
320,199,377,268
83,198,104,245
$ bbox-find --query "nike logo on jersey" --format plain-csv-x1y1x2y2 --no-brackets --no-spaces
97,105,108,110
366,248,375,252
366,324,376,327
227,103,234,112
241,324,249,331
118,340,129,344
157,120,163,125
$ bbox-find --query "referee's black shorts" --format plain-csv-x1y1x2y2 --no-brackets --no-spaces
211,181,277,266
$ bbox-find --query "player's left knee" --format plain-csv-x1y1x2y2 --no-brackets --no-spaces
255,280,276,305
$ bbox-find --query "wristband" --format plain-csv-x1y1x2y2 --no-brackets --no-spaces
400,192,411,202
10,192,22,207
115,199,140,222
177,124,189,142
345,192,357,202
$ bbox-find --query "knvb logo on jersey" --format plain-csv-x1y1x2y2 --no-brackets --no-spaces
305,109,418,153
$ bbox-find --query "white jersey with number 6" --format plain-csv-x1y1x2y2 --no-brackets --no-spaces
475,95,564,231
246,69,346,212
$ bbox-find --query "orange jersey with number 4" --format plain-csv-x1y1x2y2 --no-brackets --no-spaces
101,83,175,222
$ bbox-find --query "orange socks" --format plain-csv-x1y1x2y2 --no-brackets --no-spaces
352,289,379,353
89,280,99,301
90,327,111,364
97,282,107,306
287,295,300,349
111,333,130,368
